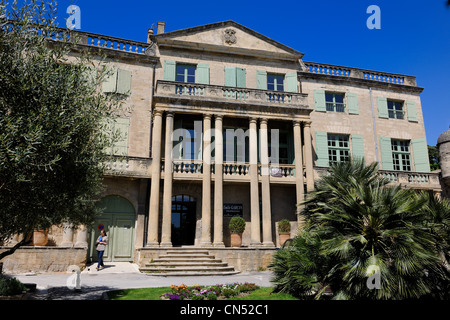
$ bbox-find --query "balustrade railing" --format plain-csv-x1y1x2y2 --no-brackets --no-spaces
304,61,416,86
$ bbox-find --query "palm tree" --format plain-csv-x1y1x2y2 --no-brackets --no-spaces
271,159,449,299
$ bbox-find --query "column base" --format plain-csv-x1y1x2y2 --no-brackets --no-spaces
249,242,262,247
146,242,160,247
200,242,213,247
213,242,225,248
159,242,172,248
262,241,275,247
60,242,74,248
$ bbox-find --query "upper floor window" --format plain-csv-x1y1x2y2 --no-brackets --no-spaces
176,64,196,83
325,92,345,112
387,100,404,119
267,74,284,92
391,139,411,171
327,134,350,164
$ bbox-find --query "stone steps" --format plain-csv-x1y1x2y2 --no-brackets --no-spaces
140,249,239,276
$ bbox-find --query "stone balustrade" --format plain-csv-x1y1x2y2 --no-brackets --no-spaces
104,156,152,178
155,80,309,108
303,61,417,86
315,166,441,191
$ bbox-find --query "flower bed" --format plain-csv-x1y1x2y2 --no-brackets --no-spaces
161,282,259,300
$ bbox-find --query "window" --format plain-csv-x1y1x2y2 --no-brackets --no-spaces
267,74,284,91
269,130,292,164
387,100,404,119
391,139,411,171
224,128,249,163
325,92,345,112
176,64,196,83
327,134,350,164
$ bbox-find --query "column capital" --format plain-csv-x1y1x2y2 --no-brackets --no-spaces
165,111,174,117
215,114,223,121
249,117,258,124
303,121,312,127
260,118,268,125
293,120,302,127
203,114,212,120
153,109,164,116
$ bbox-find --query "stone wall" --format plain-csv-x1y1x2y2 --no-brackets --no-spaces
136,247,277,272
0,247,88,274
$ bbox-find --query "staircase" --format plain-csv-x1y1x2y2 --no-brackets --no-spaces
139,249,239,276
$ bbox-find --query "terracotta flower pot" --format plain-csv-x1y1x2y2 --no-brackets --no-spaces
33,230,48,246
279,232,290,247
230,233,242,247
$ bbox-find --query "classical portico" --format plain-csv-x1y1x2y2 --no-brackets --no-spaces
145,80,314,247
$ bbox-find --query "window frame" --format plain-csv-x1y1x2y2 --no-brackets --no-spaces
176,63,196,84
325,92,346,113
327,133,350,165
267,73,285,92
391,139,411,171
387,100,404,120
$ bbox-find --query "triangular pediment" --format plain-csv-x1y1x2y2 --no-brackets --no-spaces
152,21,303,60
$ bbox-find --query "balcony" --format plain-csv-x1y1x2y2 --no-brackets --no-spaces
160,159,298,184
154,80,310,115
104,156,152,178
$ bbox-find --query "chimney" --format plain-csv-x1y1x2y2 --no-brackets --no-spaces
157,21,165,34
147,28,154,43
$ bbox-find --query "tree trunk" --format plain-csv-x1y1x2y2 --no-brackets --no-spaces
0,238,32,261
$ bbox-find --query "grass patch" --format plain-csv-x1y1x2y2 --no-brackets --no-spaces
107,286,298,301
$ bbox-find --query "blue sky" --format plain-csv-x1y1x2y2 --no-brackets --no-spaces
55,0,449,145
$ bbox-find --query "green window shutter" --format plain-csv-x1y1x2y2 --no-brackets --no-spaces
101,117,114,155
377,97,388,118
116,69,132,95
113,118,130,156
224,67,237,87
315,131,329,167
236,68,246,88
256,70,267,90
313,90,326,112
351,134,365,161
197,64,210,84
163,60,176,81
380,137,393,170
285,72,297,93
412,138,430,172
347,92,359,114
102,68,118,93
406,100,418,122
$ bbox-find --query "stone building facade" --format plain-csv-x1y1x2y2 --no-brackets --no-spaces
0,21,441,273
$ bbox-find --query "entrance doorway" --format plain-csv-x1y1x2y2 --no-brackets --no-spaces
171,195,196,246
89,195,136,262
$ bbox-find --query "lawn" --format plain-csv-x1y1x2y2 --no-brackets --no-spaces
107,286,298,301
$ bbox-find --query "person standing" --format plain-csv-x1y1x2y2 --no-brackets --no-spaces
96,230,108,270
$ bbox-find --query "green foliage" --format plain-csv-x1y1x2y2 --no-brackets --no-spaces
0,0,121,247
0,277,26,296
428,145,440,171
271,159,450,300
229,216,246,233
277,219,291,233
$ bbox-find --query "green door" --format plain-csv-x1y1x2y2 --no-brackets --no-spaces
89,196,136,263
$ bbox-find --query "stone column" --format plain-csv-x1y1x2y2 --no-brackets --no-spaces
249,118,261,246
260,119,274,247
293,121,305,212
161,112,174,247
201,114,212,246
147,109,163,246
303,122,315,192
74,225,88,248
61,223,74,247
213,115,225,247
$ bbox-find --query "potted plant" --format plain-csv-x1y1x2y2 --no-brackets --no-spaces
32,230,48,246
229,216,246,247
277,219,291,247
